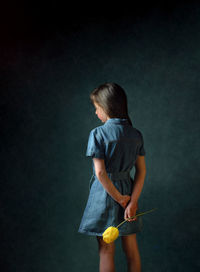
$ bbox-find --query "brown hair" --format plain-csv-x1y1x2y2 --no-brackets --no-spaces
90,82,133,126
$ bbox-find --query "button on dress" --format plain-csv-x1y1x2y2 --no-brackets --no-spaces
78,118,146,236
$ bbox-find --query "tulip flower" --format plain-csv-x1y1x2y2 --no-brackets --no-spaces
102,226,119,243
103,208,157,243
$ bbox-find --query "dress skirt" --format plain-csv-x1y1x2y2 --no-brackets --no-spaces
78,171,143,236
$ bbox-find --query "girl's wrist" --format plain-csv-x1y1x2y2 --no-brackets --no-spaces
130,199,138,207
116,193,123,204
115,192,126,206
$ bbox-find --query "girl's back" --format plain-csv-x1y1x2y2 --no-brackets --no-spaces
86,118,145,173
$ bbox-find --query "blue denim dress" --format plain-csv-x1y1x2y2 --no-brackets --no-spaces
78,118,146,236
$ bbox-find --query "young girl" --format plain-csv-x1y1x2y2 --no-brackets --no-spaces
78,83,146,272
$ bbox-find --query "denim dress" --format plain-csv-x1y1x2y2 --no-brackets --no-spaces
78,118,146,236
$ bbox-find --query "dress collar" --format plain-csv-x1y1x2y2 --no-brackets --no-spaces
105,118,129,125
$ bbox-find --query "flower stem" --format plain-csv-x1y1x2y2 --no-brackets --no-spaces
116,208,157,229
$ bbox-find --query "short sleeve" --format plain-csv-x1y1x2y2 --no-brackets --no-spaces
85,129,105,159
138,131,146,156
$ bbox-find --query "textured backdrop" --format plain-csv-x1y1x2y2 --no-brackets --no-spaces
1,1,200,271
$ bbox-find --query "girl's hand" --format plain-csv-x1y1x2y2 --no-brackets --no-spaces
124,202,138,222
118,195,131,209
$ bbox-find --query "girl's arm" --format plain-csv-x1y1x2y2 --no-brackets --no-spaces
124,155,146,221
92,158,130,208
130,155,146,204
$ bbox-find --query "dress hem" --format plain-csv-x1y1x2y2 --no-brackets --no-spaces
78,228,142,237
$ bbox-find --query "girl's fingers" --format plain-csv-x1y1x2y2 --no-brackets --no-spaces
127,213,137,222
127,213,132,222
124,210,128,220
124,207,137,222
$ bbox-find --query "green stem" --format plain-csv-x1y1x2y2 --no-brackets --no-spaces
116,208,157,229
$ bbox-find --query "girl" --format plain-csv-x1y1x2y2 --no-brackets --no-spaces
78,83,146,272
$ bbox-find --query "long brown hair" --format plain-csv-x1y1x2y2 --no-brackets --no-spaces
90,82,133,126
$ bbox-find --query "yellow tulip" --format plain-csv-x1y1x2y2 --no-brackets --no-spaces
103,226,119,243
102,208,157,244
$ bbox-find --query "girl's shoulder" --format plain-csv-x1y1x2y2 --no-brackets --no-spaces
90,124,145,136
133,127,144,136
89,124,105,134
132,127,145,144
88,124,109,144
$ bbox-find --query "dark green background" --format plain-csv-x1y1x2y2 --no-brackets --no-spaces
1,1,200,271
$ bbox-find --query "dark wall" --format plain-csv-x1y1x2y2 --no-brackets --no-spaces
1,2,200,271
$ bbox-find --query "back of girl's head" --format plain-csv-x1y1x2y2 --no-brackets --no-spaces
90,82,133,126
